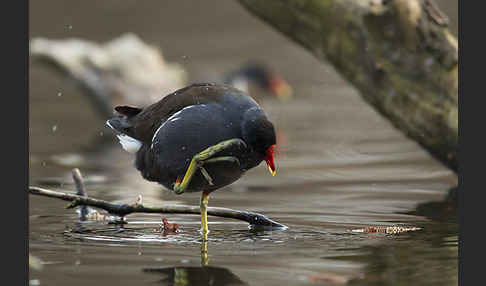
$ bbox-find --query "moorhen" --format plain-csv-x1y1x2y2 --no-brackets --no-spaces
223,62,293,102
106,83,277,241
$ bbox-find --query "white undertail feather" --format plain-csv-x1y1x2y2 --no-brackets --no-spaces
117,134,142,153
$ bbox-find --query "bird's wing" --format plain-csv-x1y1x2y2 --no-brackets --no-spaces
127,83,243,143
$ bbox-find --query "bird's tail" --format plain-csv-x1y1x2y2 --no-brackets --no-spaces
106,105,143,153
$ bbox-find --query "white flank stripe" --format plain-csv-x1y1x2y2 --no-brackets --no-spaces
151,121,166,149
106,120,114,129
150,105,204,149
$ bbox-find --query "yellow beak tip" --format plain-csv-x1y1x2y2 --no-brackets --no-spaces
268,166,277,176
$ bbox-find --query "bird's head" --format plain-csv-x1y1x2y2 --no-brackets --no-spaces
242,107,277,176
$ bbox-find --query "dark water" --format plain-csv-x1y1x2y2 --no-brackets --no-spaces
29,1,458,285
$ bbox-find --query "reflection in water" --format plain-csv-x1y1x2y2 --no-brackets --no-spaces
346,222,458,285
201,240,209,266
333,192,458,286
143,266,247,286
37,200,458,286
408,186,458,223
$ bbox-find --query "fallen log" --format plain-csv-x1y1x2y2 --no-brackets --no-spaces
237,0,458,173
29,33,187,117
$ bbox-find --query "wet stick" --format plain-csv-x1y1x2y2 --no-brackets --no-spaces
28,181,286,229
72,168,89,220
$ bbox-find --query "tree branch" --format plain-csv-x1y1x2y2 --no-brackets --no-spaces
29,186,287,230
237,0,458,173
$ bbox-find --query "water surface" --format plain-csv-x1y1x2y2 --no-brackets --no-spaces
29,1,458,285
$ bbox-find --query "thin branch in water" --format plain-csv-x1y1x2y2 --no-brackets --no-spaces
351,226,422,234
72,168,89,220
29,181,287,230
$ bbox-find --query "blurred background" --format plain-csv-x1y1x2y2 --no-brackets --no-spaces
29,1,458,285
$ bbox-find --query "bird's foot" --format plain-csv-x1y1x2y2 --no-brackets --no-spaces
195,138,247,161
173,178,185,194
199,167,214,186
204,156,241,166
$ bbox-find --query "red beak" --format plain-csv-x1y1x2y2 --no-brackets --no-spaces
264,144,277,176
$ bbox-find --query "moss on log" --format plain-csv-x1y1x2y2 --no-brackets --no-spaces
237,0,458,173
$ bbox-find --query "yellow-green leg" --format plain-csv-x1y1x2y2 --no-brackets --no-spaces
173,138,246,194
172,139,246,266
200,192,210,266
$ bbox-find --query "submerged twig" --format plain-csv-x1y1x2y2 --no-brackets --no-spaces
28,186,287,229
352,226,422,234
154,217,180,235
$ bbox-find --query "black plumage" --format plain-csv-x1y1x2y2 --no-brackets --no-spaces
106,83,277,194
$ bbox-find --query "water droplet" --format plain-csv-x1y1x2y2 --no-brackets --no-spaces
180,259,190,263
181,55,187,59
41,161,46,166
99,131,104,136
52,125,58,132
57,92,62,97
66,24,73,30
181,146,186,151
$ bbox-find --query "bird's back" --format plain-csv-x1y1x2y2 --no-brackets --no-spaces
128,83,257,143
